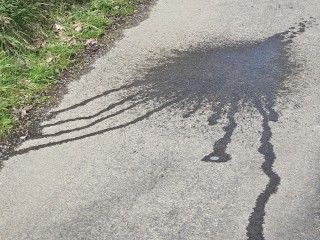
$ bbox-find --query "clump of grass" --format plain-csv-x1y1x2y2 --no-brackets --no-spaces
0,0,144,138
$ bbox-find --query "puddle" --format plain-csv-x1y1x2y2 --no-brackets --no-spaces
138,33,290,162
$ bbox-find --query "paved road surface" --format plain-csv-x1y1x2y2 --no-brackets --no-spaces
1,0,320,239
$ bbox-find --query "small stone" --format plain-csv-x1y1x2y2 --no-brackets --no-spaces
210,156,220,161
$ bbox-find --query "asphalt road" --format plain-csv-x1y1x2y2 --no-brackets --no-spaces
1,0,320,239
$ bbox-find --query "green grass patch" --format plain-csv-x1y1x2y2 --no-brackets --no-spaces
0,0,145,138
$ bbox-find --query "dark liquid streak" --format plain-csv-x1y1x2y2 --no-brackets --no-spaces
40,93,143,128
244,20,314,238
182,97,204,118
13,97,181,156
246,98,280,240
36,99,148,139
47,81,140,119
202,100,239,163
208,101,223,126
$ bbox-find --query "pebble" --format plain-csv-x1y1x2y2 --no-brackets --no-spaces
210,156,220,161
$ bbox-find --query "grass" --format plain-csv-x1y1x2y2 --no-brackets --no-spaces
0,0,145,139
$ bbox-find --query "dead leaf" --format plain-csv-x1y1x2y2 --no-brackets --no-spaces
71,38,77,45
61,35,78,45
14,108,28,120
35,39,47,49
85,38,98,46
46,57,53,63
14,106,32,121
85,38,101,52
0,16,11,25
55,24,64,31
75,25,82,32
73,22,83,32
20,109,27,119
54,24,64,37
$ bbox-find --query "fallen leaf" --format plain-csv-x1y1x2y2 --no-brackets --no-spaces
71,38,77,45
73,22,83,32
46,57,53,63
55,24,64,31
85,38,98,46
54,24,64,37
0,16,11,25
20,109,27,119
75,25,82,32
14,106,32,121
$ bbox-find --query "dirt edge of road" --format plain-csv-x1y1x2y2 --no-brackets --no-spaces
0,0,157,165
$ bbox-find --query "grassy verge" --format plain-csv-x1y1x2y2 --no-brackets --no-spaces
0,0,146,139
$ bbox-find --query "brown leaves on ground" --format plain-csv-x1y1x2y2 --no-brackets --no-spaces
72,22,83,32
85,38,97,46
0,16,11,26
46,57,53,64
14,106,32,121
54,24,64,37
54,24,64,31
85,38,101,51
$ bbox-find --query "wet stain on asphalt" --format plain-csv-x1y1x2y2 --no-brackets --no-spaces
4,19,315,240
